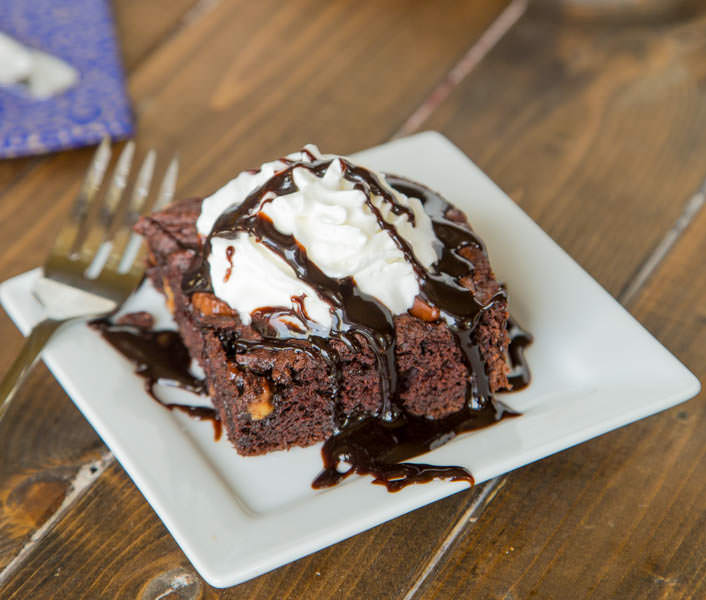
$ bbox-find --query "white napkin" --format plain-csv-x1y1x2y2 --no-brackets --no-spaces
0,32,79,99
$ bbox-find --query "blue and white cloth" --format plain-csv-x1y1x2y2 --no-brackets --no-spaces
0,0,133,158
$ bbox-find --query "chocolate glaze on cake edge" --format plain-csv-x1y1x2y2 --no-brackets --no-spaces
91,314,530,491
183,163,505,423
313,317,530,491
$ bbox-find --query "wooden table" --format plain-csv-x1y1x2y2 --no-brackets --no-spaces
1,1,704,597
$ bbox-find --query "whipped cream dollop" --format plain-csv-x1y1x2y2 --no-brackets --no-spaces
199,146,438,331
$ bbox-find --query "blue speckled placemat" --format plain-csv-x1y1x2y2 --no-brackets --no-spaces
0,0,133,158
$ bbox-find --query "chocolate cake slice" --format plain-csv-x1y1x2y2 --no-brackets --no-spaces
135,148,512,460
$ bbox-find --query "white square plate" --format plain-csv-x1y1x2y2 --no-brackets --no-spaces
0,132,699,588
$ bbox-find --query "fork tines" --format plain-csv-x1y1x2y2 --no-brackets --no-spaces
45,137,179,289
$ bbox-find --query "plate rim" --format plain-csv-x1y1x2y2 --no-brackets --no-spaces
1,131,700,587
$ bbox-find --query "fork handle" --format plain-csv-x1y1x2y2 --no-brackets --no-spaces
0,318,67,424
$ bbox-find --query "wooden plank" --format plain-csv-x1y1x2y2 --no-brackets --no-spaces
124,0,514,194
425,2,706,297
0,366,106,569
112,0,200,71
0,0,513,593
415,205,706,600
0,460,486,599
6,1,705,597
0,0,205,574
0,0,511,280
411,5,706,596
0,160,37,199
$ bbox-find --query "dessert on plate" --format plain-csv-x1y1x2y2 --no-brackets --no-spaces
132,146,523,488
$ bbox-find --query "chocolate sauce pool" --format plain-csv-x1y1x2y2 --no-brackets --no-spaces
313,318,529,491
93,314,530,491
313,401,517,491
91,319,222,441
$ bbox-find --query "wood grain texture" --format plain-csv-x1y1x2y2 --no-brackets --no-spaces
0,0,512,594
112,0,201,71
0,461,490,599
426,2,706,298
0,0,510,282
3,0,705,597
412,6,706,596
125,0,512,194
4,6,699,599
0,0,210,576
0,366,106,571
414,202,706,600
0,159,37,199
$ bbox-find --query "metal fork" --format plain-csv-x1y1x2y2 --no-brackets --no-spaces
0,137,178,422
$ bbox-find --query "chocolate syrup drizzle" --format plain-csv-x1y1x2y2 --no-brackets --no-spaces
313,400,516,491
178,160,531,490
91,313,530,492
91,319,222,441
313,317,530,491
184,162,503,415
506,318,533,391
